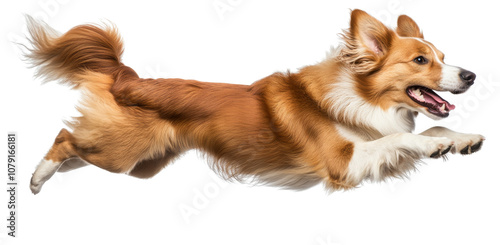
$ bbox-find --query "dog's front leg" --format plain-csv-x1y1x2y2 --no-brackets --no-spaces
420,126,485,155
346,133,454,184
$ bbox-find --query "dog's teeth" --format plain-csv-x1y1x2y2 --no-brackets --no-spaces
412,88,425,101
413,88,425,101
440,104,446,111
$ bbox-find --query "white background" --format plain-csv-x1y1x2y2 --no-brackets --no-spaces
1,0,499,244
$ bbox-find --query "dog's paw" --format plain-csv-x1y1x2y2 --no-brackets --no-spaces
30,175,42,195
453,134,485,155
426,137,454,159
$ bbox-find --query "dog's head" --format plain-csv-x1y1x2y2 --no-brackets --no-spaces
340,9,475,119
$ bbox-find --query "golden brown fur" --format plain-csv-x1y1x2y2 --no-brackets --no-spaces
25,13,355,190
27,10,484,194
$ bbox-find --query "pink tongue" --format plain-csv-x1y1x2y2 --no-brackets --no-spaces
422,91,455,110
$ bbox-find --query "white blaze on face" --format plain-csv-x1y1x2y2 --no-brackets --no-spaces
439,64,463,91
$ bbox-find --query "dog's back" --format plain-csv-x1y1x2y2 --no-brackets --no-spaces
26,16,352,194
27,10,484,195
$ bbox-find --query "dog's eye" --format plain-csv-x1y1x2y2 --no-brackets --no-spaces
414,56,428,65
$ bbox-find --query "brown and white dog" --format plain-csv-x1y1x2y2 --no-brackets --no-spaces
28,10,484,194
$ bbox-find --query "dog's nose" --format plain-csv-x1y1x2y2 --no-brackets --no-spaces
459,69,476,86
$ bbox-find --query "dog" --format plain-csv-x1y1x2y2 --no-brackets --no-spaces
27,9,484,194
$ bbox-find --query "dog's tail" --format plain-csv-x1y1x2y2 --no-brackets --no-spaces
24,15,125,88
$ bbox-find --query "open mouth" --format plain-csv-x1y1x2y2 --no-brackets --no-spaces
406,86,456,117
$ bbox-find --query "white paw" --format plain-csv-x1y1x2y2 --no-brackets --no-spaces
30,176,43,195
451,134,485,155
423,137,455,159
30,159,61,195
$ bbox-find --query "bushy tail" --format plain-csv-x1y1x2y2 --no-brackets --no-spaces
24,15,124,87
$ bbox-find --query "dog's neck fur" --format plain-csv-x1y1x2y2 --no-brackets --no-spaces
326,70,415,138
296,46,416,140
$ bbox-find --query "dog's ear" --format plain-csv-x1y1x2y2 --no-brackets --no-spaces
397,15,423,38
341,9,393,73
349,9,392,56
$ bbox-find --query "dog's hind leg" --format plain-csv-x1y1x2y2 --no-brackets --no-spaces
30,128,81,194
57,157,89,172
128,151,180,179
